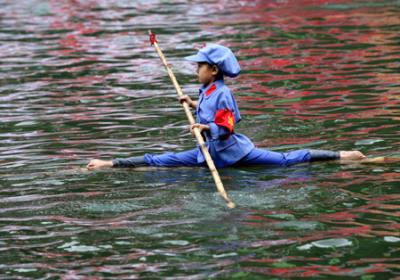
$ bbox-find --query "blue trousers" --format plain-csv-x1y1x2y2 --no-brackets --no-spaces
140,148,313,168
113,148,339,168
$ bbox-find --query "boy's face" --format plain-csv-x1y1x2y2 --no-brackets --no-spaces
197,62,218,85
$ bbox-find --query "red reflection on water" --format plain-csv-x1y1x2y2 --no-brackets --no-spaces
49,0,100,55
226,0,400,131
241,172,399,277
256,135,323,147
243,263,387,278
46,0,107,91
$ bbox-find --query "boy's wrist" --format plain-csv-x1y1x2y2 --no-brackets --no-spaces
203,124,210,130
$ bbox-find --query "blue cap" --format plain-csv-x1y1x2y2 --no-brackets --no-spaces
185,43,241,78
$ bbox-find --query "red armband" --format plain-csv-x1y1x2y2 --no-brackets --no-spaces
215,109,235,133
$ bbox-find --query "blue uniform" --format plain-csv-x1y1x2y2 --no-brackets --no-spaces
143,79,254,168
113,80,339,168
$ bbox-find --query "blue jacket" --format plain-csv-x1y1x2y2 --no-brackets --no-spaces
195,79,254,167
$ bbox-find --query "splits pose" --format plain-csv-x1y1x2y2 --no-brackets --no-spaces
87,44,365,170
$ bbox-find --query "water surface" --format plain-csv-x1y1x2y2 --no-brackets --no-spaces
1,0,399,278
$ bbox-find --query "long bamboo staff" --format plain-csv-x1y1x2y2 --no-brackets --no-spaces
148,30,235,209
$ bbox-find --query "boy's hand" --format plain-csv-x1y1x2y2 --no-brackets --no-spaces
190,123,210,136
179,95,197,108
87,159,113,170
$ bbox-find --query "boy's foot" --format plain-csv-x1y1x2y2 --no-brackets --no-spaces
87,159,113,170
339,151,366,160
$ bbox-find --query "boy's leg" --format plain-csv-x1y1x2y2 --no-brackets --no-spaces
113,149,201,168
237,148,340,167
144,149,203,167
112,156,148,168
309,149,340,161
237,148,310,166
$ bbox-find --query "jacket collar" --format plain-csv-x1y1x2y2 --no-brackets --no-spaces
199,79,224,96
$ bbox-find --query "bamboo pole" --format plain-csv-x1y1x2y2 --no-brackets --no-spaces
148,30,235,209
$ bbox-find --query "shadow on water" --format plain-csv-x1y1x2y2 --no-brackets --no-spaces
0,0,399,278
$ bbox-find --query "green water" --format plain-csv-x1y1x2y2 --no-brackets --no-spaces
0,0,399,278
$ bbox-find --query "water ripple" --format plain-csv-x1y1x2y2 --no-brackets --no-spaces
1,0,400,278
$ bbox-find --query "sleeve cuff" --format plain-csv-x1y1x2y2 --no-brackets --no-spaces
112,159,120,167
309,150,340,161
112,156,147,168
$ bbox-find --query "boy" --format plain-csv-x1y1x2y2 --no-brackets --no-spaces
87,44,365,170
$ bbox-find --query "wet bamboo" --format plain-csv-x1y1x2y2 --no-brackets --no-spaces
148,30,235,209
